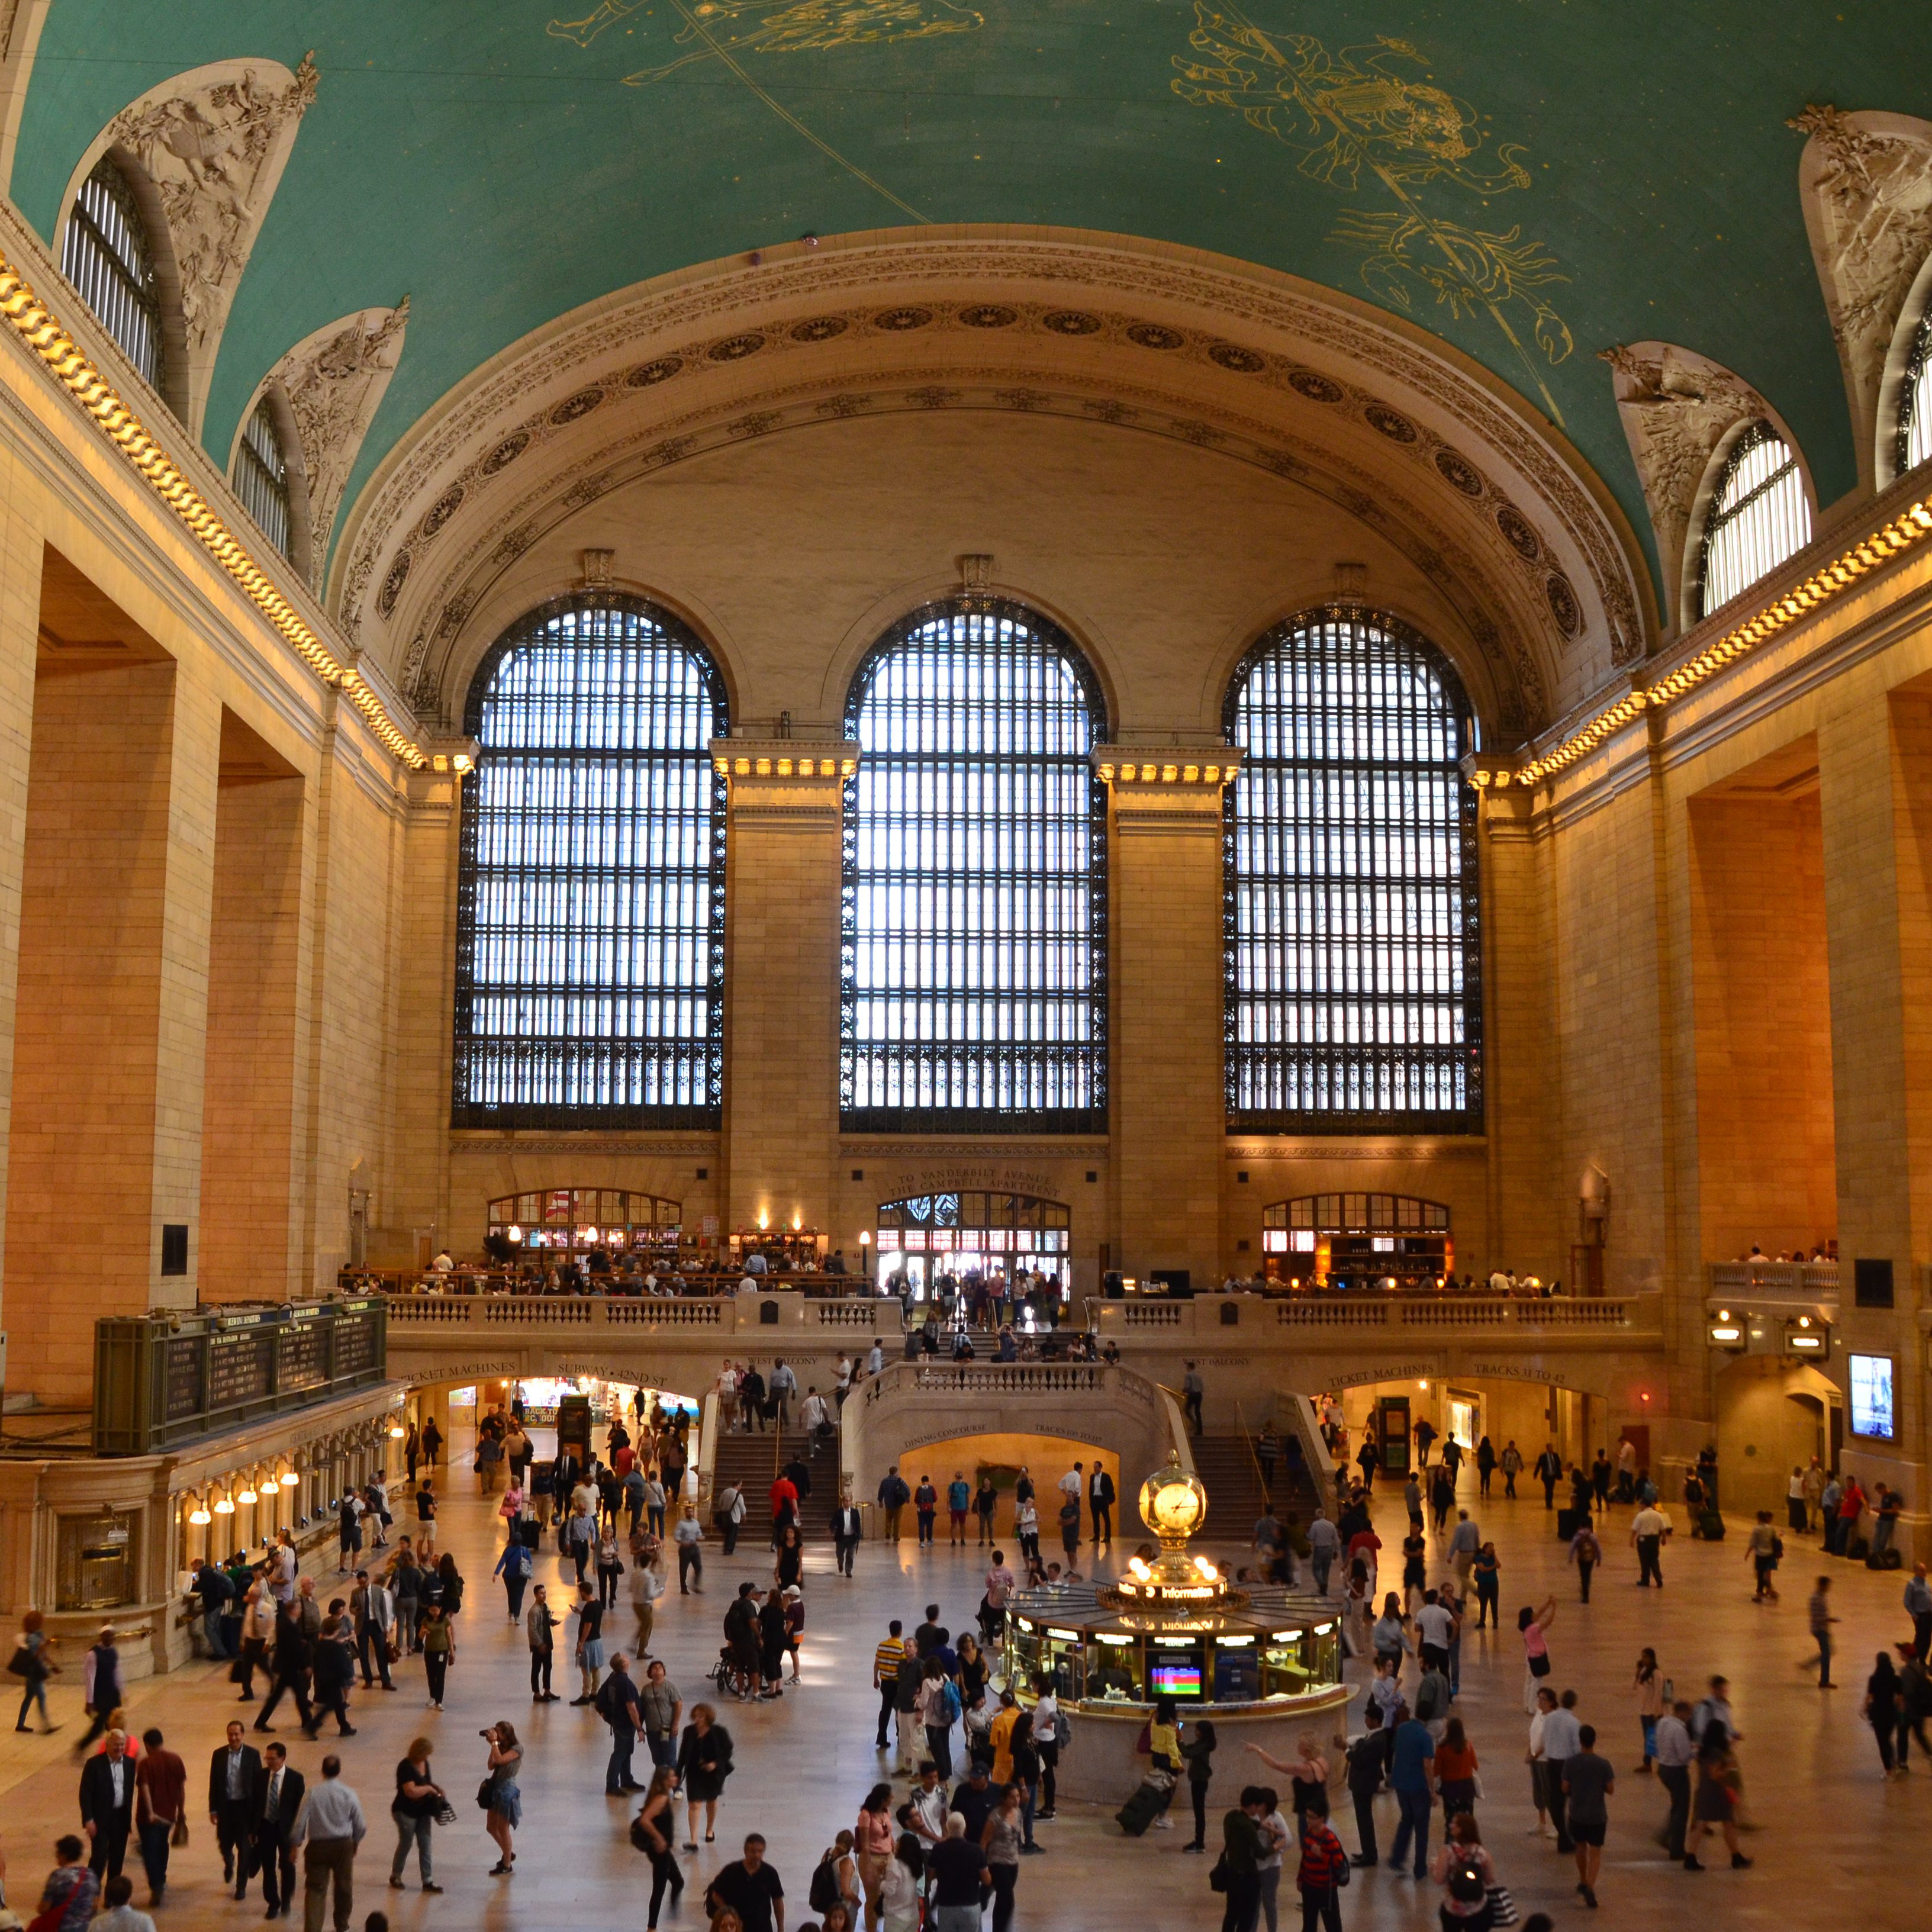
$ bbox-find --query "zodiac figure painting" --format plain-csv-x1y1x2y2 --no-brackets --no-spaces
549,0,983,81
1173,5,1572,418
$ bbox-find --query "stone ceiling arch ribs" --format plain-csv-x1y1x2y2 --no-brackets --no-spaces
408,369,1541,745
331,230,1651,740
1878,244,1932,492
56,53,319,440
1790,105,1932,494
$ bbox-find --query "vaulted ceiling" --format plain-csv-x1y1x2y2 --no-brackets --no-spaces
9,0,1932,603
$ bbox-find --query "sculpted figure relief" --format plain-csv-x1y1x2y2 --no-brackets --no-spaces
266,302,410,593
1789,104,1932,480
1600,342,1769,622
103,54,318,429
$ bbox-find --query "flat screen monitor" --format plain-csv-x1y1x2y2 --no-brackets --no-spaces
1849,1353,1895,1440
1150,1652,1203,1697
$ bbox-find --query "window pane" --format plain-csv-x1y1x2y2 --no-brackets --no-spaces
61,160,162,390
1698,422,1812,617
841,599,1106,1132
1902,311,1932,479
452,596,726,1126
233,398,292,559
1225,611,1482,1132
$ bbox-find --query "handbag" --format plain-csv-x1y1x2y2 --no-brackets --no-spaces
1528,1652,1551,1678
170,1814,189,1848
476,1778,495,1811
1487,1883,1519,1926
1208,1854,1229,1894
433,1801,458,1828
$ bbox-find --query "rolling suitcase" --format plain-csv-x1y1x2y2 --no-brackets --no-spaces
1699,1509,1726,1541
1116,1775,1173,1837
1556,1506,1581,1542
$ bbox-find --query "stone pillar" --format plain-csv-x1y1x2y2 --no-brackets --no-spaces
718,742,854,1242
1817,690,1927,1547
1469,766,1560,1282
6,646,220,1403
0,489,43,1408
1102,754,1235,1292
198,714,305,1301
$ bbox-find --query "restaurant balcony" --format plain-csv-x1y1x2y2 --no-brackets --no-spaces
1703,1260,1839,1319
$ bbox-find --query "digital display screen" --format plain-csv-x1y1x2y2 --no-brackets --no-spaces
1150,1653,1202,1696
1850,1353,1895,1439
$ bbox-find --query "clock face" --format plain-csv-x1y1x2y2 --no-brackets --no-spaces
1142,1473,1205,1537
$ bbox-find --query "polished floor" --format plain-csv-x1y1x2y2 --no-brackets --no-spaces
1,1448,1922,1931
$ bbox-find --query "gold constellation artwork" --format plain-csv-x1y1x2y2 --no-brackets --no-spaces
545,0,983,224
548,0,983,79
1172,5,1573,424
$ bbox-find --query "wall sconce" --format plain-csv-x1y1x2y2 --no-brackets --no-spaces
389,1423,405,1440
213,1492,236,1516
279,1470,300,1489
756,1212,769,1231
507,1223,523,1244
791,1215,803,1232
188,1494,211,1527
237,1480,258,1505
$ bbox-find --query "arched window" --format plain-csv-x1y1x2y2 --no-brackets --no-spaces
1696,421,1811,617
233,396,292,559
1225,610,1480,1132
1900,307,1932,479
841,597,1106,1132
452,595,727,1127
61,156,163,390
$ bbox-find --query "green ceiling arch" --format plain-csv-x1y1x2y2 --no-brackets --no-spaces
13,0,1932,594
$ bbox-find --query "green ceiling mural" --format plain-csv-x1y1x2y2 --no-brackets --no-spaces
12,0,1932,593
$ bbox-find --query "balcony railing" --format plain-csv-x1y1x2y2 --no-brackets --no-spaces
1705,1261,1838,1311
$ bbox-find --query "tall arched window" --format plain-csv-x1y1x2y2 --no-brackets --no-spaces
61,156,163,390
233,396,292,559
1900,307,1932,479
453,595,727,1127
1225,610,1480,1132
842,598,1106,1132
1696,422,1811,617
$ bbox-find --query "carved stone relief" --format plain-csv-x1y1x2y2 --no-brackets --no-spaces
95,54,319,434
254,302,408,592
1789,104,1932,487
1600,341,1770,630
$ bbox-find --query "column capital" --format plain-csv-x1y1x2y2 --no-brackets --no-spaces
709,738,859,785
1091,748,1241,788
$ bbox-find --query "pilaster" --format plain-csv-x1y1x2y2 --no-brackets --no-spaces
717,740,855,1241
1100,752,1238,1290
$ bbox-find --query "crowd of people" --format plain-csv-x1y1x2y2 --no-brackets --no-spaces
16,1381,1932,1932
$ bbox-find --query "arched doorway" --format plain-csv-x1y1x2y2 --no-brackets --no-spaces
870,1190,1073,1315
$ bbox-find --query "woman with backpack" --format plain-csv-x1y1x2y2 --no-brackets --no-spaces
1295,1789,1349,1932
1428,1811,1497,1931
812,1827,864,1928
917,1659,958,1779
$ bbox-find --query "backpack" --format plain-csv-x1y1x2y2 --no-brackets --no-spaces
941,1677,962,1724
809,1854,842,1914
1448,1855,1486,1903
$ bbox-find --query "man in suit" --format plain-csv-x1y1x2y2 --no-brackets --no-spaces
1088,1464,1116,1545
250,1739,304,1918
208,1719,264,1899
833,1492,864,1577
78,1726,136,1878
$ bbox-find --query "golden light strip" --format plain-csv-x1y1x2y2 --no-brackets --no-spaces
1508,497,1932,788
0,254,427,768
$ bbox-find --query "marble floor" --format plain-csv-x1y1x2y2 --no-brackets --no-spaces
1,1450,1921,1932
